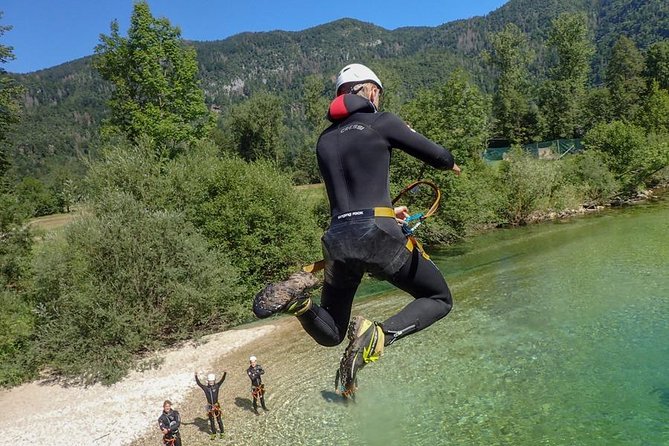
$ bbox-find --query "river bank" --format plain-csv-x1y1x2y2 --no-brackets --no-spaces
0,323,279,446
513,184,667,225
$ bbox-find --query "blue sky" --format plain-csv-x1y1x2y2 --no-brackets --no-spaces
1,0,508,74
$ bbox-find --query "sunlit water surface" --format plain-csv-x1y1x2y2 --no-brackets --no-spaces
236,195,669,446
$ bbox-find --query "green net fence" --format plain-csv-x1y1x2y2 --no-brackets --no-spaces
483,139,583,161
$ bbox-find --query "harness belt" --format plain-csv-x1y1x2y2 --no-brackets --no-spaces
207,402,221,416
252,384,265,397
302,207,428,274
333,207,396,221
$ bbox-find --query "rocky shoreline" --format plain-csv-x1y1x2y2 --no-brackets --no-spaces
523,185,668,225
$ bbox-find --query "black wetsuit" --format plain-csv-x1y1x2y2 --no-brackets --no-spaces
196,373,226,434
246,364,267,412
296,93,454,346
158,409,181,446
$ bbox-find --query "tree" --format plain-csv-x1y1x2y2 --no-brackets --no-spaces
401,69,490,166
582,87,613,130
484,23,536,143
94,1,212,158
606,35,645,122
292,74,328,185
395,71,494,241
303,74,329,132
14,177,59,217
540,13,593,139
0,12,24,176
636,81,669,134
372,65,403,114
644,40,669,91
220,92,287,163
0,17,34,384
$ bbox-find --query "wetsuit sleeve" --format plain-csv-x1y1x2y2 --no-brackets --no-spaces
216,372,227,387
171,411,181,433
195,374,205,390
158,415,166,430
376,113,455,169
257,365,265,375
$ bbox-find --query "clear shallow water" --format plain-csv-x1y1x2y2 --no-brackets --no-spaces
238,196,669,446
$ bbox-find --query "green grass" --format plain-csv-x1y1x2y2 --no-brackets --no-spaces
295,182,326,211
28,209,83,232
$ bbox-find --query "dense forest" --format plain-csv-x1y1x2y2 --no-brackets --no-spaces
0,0,668,387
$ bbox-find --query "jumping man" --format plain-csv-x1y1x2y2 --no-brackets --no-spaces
254,63,460,397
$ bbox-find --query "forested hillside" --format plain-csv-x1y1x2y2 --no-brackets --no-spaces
4,0,668,183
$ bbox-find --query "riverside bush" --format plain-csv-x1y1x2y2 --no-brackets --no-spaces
8,138,322,385
496,147,563,225
31,192,240,384
584,121,651,193
560,150,620,204
388,156,504,244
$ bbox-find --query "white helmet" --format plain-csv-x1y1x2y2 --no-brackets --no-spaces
249,356,257,362
335,63,383,96
207,373,216,382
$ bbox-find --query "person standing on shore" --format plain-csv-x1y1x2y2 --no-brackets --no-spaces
195,371,227,439
246,356,268,414
158,400,182,446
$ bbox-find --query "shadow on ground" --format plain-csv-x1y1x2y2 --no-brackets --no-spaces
320,390,350,405
234,397,256,413
181,416,211,434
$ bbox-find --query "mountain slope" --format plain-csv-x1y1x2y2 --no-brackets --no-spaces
4,0,668,179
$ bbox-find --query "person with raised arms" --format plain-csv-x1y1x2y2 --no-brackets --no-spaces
195,371,227,439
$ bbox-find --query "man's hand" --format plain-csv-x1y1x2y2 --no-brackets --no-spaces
452,163,462,176
162,428,169,434
394,206,409,223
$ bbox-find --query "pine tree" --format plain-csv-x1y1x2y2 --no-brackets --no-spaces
485,23,535,143
606,35,645,121
540,13,593,139
644,40,669,91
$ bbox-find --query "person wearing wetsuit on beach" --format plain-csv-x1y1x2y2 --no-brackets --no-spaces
246,356,268,414
195,372,226,439
253,63,460,397
158,400,182,446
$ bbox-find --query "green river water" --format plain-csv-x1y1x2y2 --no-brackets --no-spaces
239,194,669,446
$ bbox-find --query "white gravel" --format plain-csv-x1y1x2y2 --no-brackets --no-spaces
0,325,275,446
